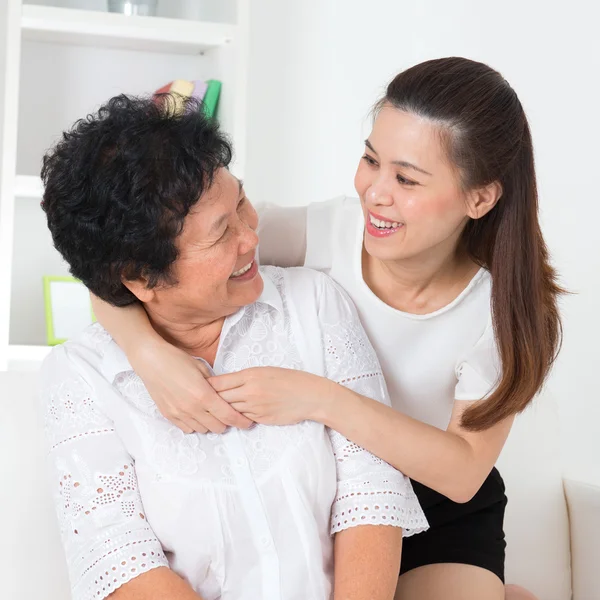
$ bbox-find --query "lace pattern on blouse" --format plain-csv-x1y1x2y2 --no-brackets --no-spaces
43,350,169,600
319,275,429,536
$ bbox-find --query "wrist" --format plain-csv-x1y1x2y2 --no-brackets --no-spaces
127,330,167,370
309,379,352,427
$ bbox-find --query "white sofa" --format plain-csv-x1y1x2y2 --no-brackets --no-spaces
0,370,598,600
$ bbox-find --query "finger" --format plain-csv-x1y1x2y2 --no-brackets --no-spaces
218,388,250,404
171,417,196,434
228,401,251,413
195,412,228,435
169,412,213,434
241,412,259,422
207,372,247,393
207,396,254,429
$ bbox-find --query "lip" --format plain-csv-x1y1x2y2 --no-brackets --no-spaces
365,210,404,238
229,259,259,282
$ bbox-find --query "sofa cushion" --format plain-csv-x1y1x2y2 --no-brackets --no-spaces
0,370,71,600
497,392,572,600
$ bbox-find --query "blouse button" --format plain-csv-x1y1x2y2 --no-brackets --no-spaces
260,536,272,548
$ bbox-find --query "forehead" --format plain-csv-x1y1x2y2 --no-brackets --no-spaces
200,167,239,208
371,106,447,166
179,168,239,240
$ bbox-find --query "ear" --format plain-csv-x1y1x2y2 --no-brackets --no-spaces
465,181,502,220
121,276,156,303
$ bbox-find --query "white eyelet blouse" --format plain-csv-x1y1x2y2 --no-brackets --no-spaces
40,266,428,600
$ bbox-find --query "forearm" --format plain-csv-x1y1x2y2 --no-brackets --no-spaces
333,525,402,600
317,383,491,503
110,566,204,599
91,293,160,356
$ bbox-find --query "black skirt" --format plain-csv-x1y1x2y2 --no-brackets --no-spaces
400,468,507,583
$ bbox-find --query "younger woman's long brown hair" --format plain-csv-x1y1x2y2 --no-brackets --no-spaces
380,57,563,431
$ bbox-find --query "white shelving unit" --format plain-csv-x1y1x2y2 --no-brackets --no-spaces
22,5,237,54
15,174,44,198
0,0,249,371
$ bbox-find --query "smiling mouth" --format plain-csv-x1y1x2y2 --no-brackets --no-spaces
368,213,402,230
230,261,254,278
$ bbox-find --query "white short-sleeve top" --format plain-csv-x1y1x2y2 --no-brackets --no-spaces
41,266,427,600
259,197,501,431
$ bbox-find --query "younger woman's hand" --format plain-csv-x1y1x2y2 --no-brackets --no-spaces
208,367,336,426
129,340,253,434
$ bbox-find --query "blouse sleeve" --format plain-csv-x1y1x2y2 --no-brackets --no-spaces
40,346,169,600
256,203,308,267
454,319,501,401
317,275,429,537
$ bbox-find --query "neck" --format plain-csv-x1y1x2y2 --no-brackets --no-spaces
363,240,479,314
145,306,227,365
382,246,465,291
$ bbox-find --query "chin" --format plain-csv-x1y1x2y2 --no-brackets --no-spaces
363,236,408,262
238,272,264,305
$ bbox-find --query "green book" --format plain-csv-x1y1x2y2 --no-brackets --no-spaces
203,80,222,120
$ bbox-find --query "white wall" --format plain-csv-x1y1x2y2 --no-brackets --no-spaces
244,0,600,476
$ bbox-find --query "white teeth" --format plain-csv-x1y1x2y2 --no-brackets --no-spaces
369,214,400,229
231,261,253,277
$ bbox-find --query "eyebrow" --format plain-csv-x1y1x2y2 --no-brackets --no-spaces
364,139,432,176
209,178,245,233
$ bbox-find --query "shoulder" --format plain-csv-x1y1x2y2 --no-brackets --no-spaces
40,323,113,386
260,264,328,300
261,266,358,323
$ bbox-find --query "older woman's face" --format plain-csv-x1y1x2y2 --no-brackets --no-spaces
137,168,262,322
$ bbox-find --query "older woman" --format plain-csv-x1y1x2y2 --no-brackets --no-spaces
39,96,427,600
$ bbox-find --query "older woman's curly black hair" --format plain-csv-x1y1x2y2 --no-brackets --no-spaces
41,94,233,306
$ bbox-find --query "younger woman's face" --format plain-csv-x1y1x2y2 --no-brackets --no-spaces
354,104,471,264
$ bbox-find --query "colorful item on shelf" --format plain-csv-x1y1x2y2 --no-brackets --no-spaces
153,79,221,120
191,80,208,102
202,79,222,120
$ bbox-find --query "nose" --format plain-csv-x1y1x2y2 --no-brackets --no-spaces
367,176,394,207
238,220,259,257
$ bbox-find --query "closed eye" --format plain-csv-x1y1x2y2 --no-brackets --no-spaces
397,174,417,186
218,225,230,241
363,154,417,186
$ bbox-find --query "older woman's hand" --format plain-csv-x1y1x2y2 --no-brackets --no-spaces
208,367,340,426
130,338,254,433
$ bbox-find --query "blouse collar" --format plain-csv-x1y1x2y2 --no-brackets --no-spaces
101,272,284,383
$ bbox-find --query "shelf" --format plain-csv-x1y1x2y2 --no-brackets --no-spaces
15,175,44,199
21,5,236,55
7,344,52,371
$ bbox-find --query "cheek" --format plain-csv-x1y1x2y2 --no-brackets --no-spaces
182,252,235,295
407,192,466,223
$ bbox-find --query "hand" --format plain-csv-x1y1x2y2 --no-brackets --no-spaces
129,339,253,434
208,367,334,426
